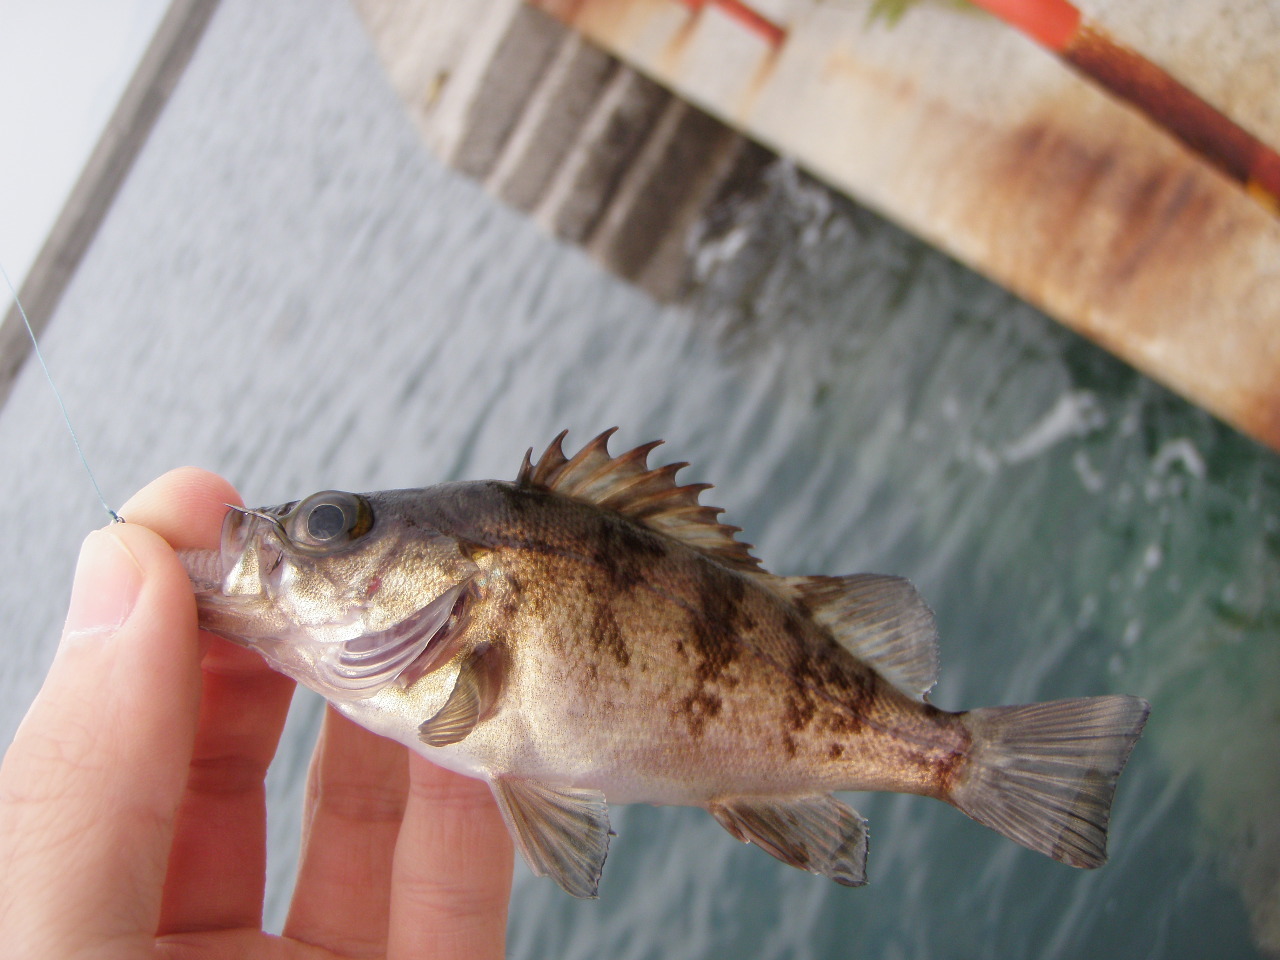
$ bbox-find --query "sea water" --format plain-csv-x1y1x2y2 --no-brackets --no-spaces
0,0,1275,957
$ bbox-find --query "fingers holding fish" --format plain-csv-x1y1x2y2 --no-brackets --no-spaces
118,466,243,550
283,705,408,957
387,754,513,960
108,467,300,936
0,521,202,956
155,641,295,935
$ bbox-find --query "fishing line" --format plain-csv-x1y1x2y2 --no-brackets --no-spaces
1,262,121,523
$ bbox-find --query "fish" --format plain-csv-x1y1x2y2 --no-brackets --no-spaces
181,429,1150,898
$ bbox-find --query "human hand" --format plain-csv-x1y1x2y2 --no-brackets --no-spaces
0,468,513,959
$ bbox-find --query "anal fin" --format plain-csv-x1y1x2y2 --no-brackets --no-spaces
708,794,869,887
491,778,611,899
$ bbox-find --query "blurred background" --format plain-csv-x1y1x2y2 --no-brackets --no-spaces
1,1,1277,957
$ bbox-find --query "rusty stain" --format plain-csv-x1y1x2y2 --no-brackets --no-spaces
674,0,787,48
733,44,780,121
980,118,1194,324
966,0,1280,216
659,5,701,76
1060,24,1280,213
1103,169,1206,289
528,0,589,21
966,106,1280,451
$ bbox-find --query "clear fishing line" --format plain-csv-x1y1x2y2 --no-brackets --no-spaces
1,262,121,523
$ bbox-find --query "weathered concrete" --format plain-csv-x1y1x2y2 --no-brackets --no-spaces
488,34,618,211
535,63,671,245
537,0,1280,452
353,0,764,303
437,3,567,179
585,97,740,290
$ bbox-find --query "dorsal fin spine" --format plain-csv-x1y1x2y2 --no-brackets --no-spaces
559,430,617,495
517,448,535,486
517,430,763,573
597,469,695,511
617,483,707,517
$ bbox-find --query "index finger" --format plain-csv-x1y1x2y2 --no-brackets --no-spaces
121,469,299,935
118,465,241,549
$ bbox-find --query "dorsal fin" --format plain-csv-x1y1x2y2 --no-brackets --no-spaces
779,574,939,700
517,429,762,573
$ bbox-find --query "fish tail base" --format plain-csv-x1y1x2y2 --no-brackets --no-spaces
948,695,1149,868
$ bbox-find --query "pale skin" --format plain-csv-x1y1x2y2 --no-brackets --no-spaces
0,468,513,959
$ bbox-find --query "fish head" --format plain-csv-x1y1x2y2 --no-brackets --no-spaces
185,489,478,698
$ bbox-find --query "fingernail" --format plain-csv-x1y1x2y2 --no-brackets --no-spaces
62,529,144,641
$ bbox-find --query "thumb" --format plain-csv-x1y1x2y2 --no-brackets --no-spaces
0,524,203,956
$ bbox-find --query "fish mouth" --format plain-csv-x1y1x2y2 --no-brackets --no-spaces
180,546,228,594
179,506,283,597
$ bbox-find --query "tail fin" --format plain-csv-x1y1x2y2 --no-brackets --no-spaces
948,695,1150,868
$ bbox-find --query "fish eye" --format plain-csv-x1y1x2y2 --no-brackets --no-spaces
287,491,373,552
307,503,347,541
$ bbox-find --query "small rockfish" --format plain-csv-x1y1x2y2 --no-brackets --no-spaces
182,430,1149,897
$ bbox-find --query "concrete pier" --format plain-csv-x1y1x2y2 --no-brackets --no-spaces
354,0,1280,453
352,0,770,302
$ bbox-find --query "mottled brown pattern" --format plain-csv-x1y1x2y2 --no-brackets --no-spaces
678,689,724,736
386,467,978,801
925,705,973,799
688,564,745,676
783,616,879,739
589,601,630,669
499,576,522,619
671,567,747,736
783,691,816,733
931,748,968,800
590,514,667,592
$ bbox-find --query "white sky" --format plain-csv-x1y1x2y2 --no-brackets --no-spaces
0,0,169,294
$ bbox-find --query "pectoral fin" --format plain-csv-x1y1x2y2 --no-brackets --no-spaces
417,642,504,747
491,778,611,899
708,794,869,887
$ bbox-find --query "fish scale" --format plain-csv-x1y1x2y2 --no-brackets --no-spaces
183,429,1150,898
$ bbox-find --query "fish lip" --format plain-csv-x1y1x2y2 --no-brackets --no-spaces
179,506,256,595
220,504,254,561
180,547,228,594
200,504,472,695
